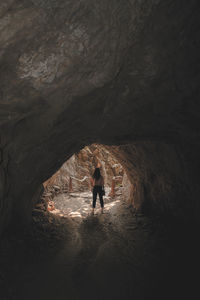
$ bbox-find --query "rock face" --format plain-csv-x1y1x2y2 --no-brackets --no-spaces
0,0,200,233
43,144,124,193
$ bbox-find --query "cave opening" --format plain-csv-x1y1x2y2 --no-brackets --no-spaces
39,144,132,219
0,0,199,299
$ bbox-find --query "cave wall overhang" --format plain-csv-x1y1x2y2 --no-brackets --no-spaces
0,0,200,233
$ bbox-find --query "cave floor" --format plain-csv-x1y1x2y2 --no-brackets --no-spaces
0,193,199,300
50,187,122,218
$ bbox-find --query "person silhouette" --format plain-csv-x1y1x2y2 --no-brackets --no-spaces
91,167,104,214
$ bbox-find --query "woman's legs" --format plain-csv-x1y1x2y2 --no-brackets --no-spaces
93,186,104,214
98,187,104,212
92,187,97,208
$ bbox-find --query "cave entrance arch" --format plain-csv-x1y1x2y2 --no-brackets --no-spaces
35,139,199,224
39,144,133,219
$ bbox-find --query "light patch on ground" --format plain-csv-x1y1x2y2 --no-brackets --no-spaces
50,190,121,219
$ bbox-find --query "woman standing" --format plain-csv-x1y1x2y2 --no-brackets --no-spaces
91,168,104,214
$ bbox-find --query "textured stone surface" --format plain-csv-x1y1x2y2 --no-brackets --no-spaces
0,0,200,233
43,144,124,193
107,143,200,220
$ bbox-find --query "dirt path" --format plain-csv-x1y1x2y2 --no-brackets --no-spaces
0,193,199,300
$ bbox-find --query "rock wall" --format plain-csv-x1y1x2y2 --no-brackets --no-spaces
0,0,200,233
43,144,124,193
107,143,200,221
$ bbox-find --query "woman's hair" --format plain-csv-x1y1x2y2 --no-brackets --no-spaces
93,168,101,180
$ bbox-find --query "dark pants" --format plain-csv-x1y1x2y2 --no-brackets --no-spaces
93,186,104,208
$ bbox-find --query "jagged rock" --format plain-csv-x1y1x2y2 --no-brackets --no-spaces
43,144,125,195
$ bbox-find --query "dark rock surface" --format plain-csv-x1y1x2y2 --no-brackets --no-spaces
0,0,200,232
0,201,199,300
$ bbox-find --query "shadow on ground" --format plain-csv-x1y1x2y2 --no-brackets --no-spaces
0,193,199,300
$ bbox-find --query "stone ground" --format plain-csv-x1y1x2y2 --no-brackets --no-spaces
0,191,199,300
51,187,121,218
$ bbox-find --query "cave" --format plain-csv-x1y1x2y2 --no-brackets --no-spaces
41,144,129,218
0,1,200,299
